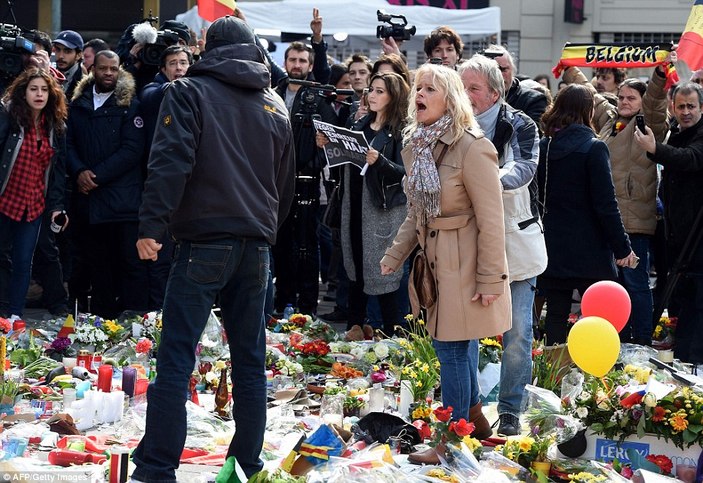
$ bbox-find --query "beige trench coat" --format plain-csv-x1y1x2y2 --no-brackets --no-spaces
381,130,512,341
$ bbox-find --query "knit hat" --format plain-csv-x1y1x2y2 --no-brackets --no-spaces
161,20,191,43
206,16,255,51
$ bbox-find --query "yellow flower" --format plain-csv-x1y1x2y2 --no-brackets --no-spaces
404,314,414,322
421,363,430,373
416,381,423,388
670,410,689,432
417,319,425,326
480,338,502,349
462,436,482,452
214,360,226,370
518,436,535,452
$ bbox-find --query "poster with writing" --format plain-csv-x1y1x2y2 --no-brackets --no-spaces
313,120,370,171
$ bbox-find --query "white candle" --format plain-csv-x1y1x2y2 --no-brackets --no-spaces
658,349,674,363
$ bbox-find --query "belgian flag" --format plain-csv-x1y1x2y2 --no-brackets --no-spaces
678,0,703,71
198,0,236,22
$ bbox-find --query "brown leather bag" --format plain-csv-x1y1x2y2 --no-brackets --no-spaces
410,249,436,312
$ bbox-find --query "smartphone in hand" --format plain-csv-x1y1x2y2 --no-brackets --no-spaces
636,114,646,134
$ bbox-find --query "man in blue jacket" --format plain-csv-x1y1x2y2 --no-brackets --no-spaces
132,16,295,482
66,50,147,318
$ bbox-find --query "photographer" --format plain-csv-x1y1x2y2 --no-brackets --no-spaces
116,19,191,91
272,34,337,316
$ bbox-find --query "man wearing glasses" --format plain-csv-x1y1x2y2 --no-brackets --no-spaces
138,45,195,310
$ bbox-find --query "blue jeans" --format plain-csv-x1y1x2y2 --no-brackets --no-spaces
498,277,536,417
433,339,480,420
0,213,42,316
132,239,270,482
619,234,653,342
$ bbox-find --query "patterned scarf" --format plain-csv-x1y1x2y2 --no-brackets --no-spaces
406,114,453,226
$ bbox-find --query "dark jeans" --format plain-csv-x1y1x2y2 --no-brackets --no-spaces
0,213,42,316
132,239,270,482
672,273,703,363
619,234,653,342
32,211,68,312
85,221,149,318
542,277,601,344
272,197,320,314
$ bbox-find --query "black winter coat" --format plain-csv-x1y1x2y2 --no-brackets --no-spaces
649,116,703,265
66,71,146,224
538,124,631,281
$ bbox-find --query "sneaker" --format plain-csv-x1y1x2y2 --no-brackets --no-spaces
318,308,348,322
497,413,521,436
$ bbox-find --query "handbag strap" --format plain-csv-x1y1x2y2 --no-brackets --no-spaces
435,144,449,167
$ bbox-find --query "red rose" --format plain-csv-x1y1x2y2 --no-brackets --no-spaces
434,406,453,423
450,418,475,437
620,392,644,409
412,420,432,440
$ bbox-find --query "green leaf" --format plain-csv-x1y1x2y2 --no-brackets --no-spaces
637,415,646,439
687,424,703,434
627,448,662,474
590,423,604,432
683,429,697,444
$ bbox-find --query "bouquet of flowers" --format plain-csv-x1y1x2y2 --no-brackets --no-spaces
478,337,502,372
652,316,676,349
430,405,477,447
101,319,128,344
497,431,554,468
45,336,75,360
71,318,110,353
401,359,440,402
294,339,334,374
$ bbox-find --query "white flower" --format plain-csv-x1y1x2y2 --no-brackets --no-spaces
350,345,367,360
576,407,589,419
373,343,389,360
200,334,217,348
578,392,591,402
642,392,657,408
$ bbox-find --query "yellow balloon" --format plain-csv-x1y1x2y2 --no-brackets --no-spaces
567,316,621,377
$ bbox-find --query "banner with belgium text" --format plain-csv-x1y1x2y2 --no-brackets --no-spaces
553,42,678,87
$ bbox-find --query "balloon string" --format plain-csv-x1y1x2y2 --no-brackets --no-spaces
601,376,610,394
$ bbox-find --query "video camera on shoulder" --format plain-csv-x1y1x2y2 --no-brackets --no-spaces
0,23,37,77
289,79,355,110
376,10,416,42
478,47,504,60
140,29,181,66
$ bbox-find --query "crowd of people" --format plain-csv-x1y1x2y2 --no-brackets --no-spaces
2,7,703,482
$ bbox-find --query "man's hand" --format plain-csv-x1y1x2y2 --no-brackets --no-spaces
634,125,657,154
77,170,98,194
129,43,144,68
380,37,402,56
136,238,163,261
315,132,330,148
380,263,395,275
310,8,323,43
28,50,50,71
234,7,247,23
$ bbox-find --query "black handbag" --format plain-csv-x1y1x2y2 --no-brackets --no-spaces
322,184,341,229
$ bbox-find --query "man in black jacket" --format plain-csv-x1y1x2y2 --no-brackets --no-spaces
273,41,337,315
636,81,703,365
66,50,147,318
132,16,295,482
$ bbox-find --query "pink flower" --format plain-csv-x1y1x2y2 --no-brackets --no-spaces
135,338,153,354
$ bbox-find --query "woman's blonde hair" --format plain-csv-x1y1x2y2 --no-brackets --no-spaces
403,63,479,145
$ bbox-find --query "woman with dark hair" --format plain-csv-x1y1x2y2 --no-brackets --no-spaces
563,55,673,345
0,68,68,317
372,53,411,85
534,73,552,92
538,84,636,344
317,72,409,336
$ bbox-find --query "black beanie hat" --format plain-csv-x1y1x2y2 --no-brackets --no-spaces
206,16,256,51
161,20,191,43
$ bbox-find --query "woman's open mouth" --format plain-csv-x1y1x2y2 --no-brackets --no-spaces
417,102,427,111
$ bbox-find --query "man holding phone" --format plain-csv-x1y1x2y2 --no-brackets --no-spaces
635,81,703,365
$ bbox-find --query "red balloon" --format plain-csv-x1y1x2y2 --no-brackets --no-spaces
581,281,631,332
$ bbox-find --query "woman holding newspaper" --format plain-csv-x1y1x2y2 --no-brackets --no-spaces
316,72,409,337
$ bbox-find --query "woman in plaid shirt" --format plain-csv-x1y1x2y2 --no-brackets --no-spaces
0,68,67,318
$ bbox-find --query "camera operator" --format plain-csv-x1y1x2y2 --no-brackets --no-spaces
116,19,191,91
272,27,337,315
0,28,64,94
52,30,86,99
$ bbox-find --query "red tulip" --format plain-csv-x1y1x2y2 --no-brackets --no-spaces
412,420,431,440
433,406,453,423
450,418,475,437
